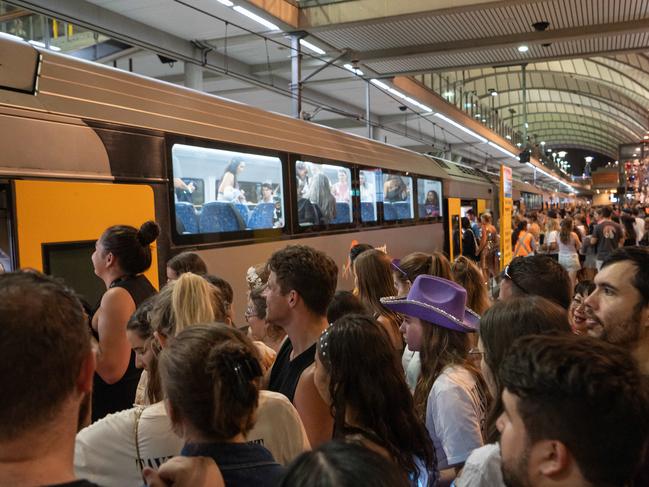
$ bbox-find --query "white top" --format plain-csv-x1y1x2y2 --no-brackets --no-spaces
246,390,311,465
454,443,504,487
545,230,559,254
425,366,487,470
635,217,646,245
557,234,579,256
402,349,421,393
75,401,183,487
75,391,310,487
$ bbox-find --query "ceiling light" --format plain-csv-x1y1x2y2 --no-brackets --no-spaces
232,5,280,31
475,113,481,118
370,79,390,90
299,39,325,55
540,141,546,145
635,147,641,151
489,90,498,97
49,45,61,51
488,141,518,159
644,135,649,140
481,118,487,122
518,45,529,53
216,0,234,6
584,156,594,163
433,113,488,143
505,135,512,140
558,150,567,158
343,63,364,76
517,143,522,147
443,91,454,98
464,103,472,108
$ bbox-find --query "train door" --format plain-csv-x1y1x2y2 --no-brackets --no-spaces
446,198,462,261
13,180,159,306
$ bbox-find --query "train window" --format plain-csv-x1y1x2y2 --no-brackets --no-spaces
359,169,380,223
382,173,414,221
296,160,353,226
416,178,443,219
172,144,285,234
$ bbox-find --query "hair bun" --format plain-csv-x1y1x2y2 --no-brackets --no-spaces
137,220,160,246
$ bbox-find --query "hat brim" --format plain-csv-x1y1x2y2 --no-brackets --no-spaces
382,297,480,332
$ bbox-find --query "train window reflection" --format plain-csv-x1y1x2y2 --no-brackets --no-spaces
172,144,284,235
416,178,443,218
382,174,414,221
296,161,353,226
359,169,380,223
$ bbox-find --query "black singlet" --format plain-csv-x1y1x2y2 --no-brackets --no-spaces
268,339,316,403
91,274,156,422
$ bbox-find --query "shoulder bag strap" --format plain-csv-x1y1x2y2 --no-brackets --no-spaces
133,406,145,479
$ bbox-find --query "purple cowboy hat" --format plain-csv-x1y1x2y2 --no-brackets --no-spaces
381,275,480,332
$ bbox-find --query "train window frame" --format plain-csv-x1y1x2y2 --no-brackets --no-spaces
289,154,357,234
166,136,290,246
356,166,382,227
380,170,416,224
414,176,444,223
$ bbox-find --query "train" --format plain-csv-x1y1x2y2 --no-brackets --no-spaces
0,33,575,322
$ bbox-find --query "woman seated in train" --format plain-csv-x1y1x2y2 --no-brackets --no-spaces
423,190,440,216
332,169,351,203
217,157,246,203
313,315,438,486
90,221,159,423
306,173,337,224
384,175,408,202
159,324,286,487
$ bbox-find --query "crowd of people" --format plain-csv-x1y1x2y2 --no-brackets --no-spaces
2,204,649,487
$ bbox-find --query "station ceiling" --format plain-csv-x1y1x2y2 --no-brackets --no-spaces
9,0,648,190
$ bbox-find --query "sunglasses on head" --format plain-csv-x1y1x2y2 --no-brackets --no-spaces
391,259,408,278
503,264,529,295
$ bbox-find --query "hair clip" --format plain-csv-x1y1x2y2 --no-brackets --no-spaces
246,267,263,289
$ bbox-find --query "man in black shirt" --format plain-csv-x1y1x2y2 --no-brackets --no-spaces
264,245,338,447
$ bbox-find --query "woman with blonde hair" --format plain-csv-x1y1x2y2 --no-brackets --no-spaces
354,249,403,351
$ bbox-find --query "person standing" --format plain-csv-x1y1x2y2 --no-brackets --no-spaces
91,221,159,421
590,206,624,271
264,245,338,447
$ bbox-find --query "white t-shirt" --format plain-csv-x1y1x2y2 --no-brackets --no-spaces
425,366,487,470
402,349,421,393
75,391,309,487
75,401,183,487
546,230,559,254
454,443,504,487
635,217,646,245
247,390,311,465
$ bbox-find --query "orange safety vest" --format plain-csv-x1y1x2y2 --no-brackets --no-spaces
514,231,534,257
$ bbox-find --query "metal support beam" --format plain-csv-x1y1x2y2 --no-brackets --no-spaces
290,33,303,119
522,64,527,149
365,81,371,139
184,48,203,91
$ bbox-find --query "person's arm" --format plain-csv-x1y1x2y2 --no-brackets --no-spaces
93,287,135,384
293,365,333,448
572,232,581,250
144,457,224,487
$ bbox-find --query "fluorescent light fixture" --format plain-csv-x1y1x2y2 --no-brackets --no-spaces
370,79,390,90
518,45,529,53
490,90,498,96
433,113,488,143
524,122,529,128
300,39,325,55
403,96,432,113
487,141,518,159
49,45,61,51
232,5,280,31
343,63,364,76
526,162,574,191
540,141,546,145
443,91,454,98
216,0,234,6
505,134,512,140
643,135,648,140
28,40,45,48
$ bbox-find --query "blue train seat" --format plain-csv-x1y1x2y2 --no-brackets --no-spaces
360,202,375,222
248,203,275,230
393,201,412,220
331,202,352,224
383,202,397,221
199,201,245,233
175,202,199,234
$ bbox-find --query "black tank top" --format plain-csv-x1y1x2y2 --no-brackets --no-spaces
91,274,156,422
268,338,316,403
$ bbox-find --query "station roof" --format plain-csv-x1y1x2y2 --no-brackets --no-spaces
8,0,648,191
